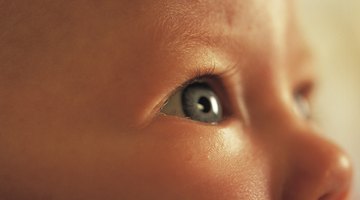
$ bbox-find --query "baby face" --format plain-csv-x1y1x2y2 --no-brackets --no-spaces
0,0,353,199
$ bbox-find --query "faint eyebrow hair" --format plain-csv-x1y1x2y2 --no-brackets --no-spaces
150,19,244,58
148,6,233,51
145,0,250,55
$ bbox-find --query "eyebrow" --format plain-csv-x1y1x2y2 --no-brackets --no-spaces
154,10,312,61
152,21,218,49
150,7,240,52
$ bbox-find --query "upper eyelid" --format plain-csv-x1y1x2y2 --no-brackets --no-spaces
294,77,316,99
218,62,241,80
186,62,241,92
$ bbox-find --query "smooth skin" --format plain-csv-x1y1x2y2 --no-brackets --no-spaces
0,0,353,199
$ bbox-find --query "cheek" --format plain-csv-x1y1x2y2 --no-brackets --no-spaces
0,117,271,200
121,117,272,199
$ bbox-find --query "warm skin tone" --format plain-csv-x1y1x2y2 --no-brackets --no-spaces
0,0,353,199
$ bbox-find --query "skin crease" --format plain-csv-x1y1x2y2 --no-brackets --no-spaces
0,0,353,199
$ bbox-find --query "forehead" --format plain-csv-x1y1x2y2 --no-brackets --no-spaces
133,0,290,62
0,0,289,57
0,0,296,79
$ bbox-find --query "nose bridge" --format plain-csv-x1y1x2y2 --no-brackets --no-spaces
281,126,353,200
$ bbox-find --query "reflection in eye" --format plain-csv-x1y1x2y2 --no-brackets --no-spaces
161,82,223,123
294,92,311,120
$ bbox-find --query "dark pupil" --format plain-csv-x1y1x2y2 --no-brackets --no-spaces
197,96,211,113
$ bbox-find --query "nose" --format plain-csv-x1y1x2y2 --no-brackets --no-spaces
281,128,353,200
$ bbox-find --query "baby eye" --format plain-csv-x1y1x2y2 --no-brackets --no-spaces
161,81,223,123
294,92,311,120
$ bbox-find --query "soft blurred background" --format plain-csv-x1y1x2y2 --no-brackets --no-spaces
296,0,360,198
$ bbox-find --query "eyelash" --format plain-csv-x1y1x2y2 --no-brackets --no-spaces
187,61,240,85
